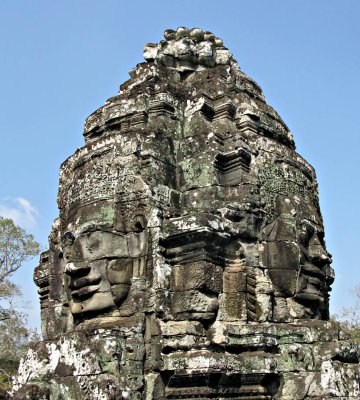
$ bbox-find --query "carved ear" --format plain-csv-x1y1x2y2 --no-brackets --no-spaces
262,219,277,240
62,231,75,245
132,215,147,232
62,232,75,257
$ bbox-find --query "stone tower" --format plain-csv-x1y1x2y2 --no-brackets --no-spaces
13,27,359,399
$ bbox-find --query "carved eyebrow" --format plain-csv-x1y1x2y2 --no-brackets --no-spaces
78,226,127,238
300,220,314,229
78,224,109,235
299,220,325,240
300,219,323,229
78,227,96,235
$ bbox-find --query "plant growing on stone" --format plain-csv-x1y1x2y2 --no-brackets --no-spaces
337,285,360,344
0,217,40,391
0,310,39,391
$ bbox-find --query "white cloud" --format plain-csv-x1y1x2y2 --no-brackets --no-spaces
0,197,38,229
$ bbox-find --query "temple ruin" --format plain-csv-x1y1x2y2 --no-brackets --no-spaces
12,27,359,399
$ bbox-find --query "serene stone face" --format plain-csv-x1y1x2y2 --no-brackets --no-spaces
63,228,131,315
262,194,333,318
259,158,334,319
294,202,333,303
61,202,148,318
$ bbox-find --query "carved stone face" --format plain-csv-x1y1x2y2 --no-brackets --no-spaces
62,204,148,317
295,204,334,307
263,194,333,319
63,228,131,315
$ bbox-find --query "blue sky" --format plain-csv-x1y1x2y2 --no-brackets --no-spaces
0,0,359,330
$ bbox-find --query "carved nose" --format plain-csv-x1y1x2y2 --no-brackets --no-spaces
308,246,332,266
64,262,90,276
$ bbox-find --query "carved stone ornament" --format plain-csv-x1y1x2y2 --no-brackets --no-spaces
12,27,359,400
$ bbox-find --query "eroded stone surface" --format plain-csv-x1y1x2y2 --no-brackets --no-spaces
13,27,359,399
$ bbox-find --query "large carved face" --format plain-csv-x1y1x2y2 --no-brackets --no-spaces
62,205,147,317
262,191,334,319
295,201,333,304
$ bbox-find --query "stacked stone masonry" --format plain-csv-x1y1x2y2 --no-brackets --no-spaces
12,27,359,399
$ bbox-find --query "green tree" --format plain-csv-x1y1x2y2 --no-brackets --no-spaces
0,217,40,391
0,217,39,283
0,310,39,390
337,284,360,344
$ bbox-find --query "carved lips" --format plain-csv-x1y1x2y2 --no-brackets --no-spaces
62,228,144,315
68,273,102,299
